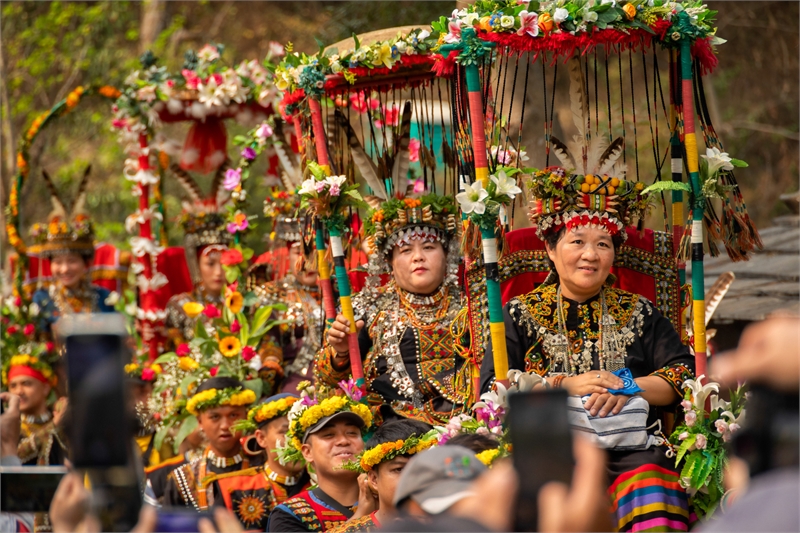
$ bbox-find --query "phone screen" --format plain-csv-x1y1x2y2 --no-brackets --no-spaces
0,467,67,513
155,510,212,533
65,331,130,468
508,389,574,532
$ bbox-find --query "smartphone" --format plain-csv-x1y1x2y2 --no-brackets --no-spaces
0,466,67,513
60,314,131,468
155,509,213,533
508,389,574,532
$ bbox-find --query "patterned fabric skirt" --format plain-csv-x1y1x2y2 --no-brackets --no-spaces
608,450,697,532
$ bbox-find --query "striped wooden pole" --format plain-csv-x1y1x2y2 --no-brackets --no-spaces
680,37,708,381
315,219,336,324
443,28,508,385
328,228,365,386
669,50,686,335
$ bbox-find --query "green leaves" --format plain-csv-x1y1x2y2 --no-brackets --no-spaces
642,181,692,195
173,416,198,454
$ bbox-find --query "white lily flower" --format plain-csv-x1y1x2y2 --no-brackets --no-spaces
554,7,570,22
491,170,523,200
28,302,40,316
418,29,431,40
324,175,347,188
701,147,735,175
104,292,120,306
298,178,318,196
682,375,720,411
456,181,489,214
473,382,508,411
710,394,731,414
507,369,543,392
198,79,223,108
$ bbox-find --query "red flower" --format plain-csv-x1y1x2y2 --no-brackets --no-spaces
203,304,221,319
23,324,35,337
14,296,21,307
176,343,191,357
220,249,244,266
209,366,219,377
6,325,18,335
230,320,241,334
45,342,55,353
242,346,257,362
141,368,155,381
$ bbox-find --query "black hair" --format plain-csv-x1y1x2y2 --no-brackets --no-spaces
543,225,624,274
195,376,243,394
365,419,433,450
444,433,499,454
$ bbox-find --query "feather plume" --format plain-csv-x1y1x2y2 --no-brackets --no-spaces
335,110,386,199
273,141,302,189
363,194,384,210
705,271,735,326
549,136,576,169
567,55,590,172
391,101,412,197
170,163,204,205
70,165,92,215
210,158,229,206
41,170,68,219
596,138,625,176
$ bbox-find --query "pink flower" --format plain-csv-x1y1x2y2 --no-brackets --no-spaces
241,346,257,362
112,118,127,129
241,147,256,161
182,69,200,90
444,20,463,44
681,399,692,412
230,320,241,334
714,419,729,434
314,181,327,193
176,344,191,356
476,426,490,436
227,212,249,234
684,410,697,427
256,123,274,139
338,378,364,402
409,138,421,163
6,325,18,335
23,324,35,336
203,304,221,319
45,341,55,353
695,434,707,450
269,41,285,57
141,368,155,381
678,431,690,441
413,179,425,194
349,93,368,114
209,366,218,377
383,105,400,127
329,184,341,196
517,10,539,37
223,168,242,191
210,73,224,86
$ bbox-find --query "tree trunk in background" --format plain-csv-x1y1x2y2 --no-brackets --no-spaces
140,0,164,53
0,43,14,260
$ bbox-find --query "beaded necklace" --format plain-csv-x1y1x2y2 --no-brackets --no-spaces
207,449,244,468
50,281,98,315
21,412,52,425
264,465,298,486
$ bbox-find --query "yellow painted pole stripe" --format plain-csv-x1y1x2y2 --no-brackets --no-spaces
693,300,707,354
316,249,330,279
489,322,509,378
340,295,357,334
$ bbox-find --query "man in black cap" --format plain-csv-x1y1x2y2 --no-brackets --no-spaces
268,407,367,532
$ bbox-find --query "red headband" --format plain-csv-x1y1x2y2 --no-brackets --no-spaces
8,365,49,385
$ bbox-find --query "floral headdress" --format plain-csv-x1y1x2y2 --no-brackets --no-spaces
124,352,163,383
527,166,650,241
344,429,439,473
185,385,256,416
31,166,95,259
364,194,459,256
278,380,373,465
231,393,299,435
2,354,56,388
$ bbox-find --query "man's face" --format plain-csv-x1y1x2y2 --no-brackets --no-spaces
9,375,50,415
368,455,410,514
300,419,364,478
255,416,305,475
197,405,248,456
50,253,89,290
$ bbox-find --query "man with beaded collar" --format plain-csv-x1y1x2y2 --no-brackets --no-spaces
249,216,323,394
31,168,115,337
316,194,469,426
206,393,311,530
480,166,696,532
163,376,256,510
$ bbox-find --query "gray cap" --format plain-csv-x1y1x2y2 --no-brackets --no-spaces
392,445,487,515
302,411,365,443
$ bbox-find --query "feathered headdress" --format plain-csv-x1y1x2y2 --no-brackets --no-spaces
30,166,95,258
171,161,233,283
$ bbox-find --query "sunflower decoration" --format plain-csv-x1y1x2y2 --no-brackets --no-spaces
219,336,242,358
234,494,268,528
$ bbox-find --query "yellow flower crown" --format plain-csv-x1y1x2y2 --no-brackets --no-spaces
3,354,55,387
185,387,256,416
354,433,437,472
231,396,300,435
286,395,373,454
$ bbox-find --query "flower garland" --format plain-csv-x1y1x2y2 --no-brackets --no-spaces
297,162,365,234
185,386,257,416
668,376,746,520
1,295,57,389
231,396,300,435
344,431,439,473
278,381,373,465
434,1,722,74
124,361,163,383
364,194,459,255
457,167,524,231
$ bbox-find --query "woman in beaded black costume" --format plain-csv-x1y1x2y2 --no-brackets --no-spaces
316,194,469,426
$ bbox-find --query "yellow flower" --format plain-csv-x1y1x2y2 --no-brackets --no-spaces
622,3,637,20
226,291,244,314
186,389,219,416
351,403,373,427
225,389,256,407
124,363,139,374
476,448,500,467
151,364,163,374
183,302,205,318
179,357,199,371
219,336,241,358
372,43,395,69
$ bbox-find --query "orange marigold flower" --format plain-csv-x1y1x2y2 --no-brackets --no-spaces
98,85,121,99
403,198,422,208
622,3,637,20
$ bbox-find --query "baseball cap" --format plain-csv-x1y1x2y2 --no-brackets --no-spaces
393,445,487,514
302,411,366,443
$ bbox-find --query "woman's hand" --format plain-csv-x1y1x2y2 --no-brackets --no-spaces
326,314,364,356
561,371,623,397
583,393,631,417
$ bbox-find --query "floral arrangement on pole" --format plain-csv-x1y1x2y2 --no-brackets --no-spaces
456,167,524,230
434,1,721,67
668,376,746,519
145,282,285,453
297,162,366,235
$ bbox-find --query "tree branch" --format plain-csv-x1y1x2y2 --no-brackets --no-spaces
726,120,800,142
